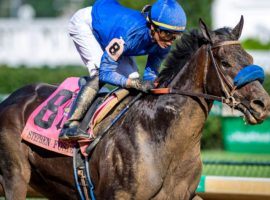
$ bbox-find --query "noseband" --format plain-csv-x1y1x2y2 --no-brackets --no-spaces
152,40,245,108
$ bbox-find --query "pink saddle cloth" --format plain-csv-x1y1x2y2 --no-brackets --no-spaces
21,77,120,157
21,77,80,156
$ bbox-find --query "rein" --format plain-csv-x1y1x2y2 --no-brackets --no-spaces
151,88,231,104
151,40,242,107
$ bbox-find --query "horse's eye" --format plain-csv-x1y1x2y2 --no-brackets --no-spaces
221,61,231,68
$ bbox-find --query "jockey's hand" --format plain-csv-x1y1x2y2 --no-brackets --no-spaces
126,79,155,93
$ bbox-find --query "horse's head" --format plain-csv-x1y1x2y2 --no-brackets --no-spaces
199,16,270,124
159,16,270,124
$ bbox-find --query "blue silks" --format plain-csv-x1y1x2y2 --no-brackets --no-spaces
234,65,265,88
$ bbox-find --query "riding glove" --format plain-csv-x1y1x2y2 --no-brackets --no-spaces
126,79,155,93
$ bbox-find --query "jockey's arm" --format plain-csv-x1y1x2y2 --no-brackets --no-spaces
99,52,154,93
99,38,170,90
99,51,128,87
143,49,170,81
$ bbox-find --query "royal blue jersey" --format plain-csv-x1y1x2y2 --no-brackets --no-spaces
91,0,170,87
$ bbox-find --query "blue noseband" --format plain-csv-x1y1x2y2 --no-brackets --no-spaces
234,65,265,88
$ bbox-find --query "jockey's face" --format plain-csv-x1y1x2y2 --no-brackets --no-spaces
151,25,181,49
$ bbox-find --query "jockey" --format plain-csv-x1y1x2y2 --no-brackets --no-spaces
59,0,187,141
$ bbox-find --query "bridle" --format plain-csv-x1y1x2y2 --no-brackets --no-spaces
207,40,241,106
151,40,247,108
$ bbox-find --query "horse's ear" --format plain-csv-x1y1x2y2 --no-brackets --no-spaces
232,15,244,40
199,18,213,43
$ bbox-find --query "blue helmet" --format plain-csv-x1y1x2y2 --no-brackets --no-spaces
149,0,187,32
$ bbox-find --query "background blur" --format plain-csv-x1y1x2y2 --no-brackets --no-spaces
0,1,270,198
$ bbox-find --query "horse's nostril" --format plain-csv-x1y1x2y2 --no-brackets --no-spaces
251,99,266,111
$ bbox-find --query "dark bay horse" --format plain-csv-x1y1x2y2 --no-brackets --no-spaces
0,18,270,200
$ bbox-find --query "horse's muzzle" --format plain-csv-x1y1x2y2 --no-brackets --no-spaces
239,97,270,124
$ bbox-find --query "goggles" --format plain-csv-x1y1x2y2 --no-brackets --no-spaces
147,6,182,42
155,28,182,42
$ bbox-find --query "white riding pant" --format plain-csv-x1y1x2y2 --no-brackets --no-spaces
68,7,140,79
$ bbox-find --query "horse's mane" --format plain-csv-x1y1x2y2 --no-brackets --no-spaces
158,27,233,86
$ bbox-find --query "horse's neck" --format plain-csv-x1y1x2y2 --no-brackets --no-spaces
169,45,209,92
151,46,211,153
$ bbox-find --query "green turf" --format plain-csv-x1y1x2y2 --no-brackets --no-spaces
201,150,270,177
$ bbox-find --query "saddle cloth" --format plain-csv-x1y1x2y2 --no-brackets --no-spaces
21,77,129,156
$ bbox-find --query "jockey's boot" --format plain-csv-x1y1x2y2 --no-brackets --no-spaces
59,75,99,141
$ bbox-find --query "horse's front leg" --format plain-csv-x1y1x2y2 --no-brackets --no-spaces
0,133,31,200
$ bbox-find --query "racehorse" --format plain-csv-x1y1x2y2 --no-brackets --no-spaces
0,17,269,200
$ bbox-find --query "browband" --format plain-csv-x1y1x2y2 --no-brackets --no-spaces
211,41,241,49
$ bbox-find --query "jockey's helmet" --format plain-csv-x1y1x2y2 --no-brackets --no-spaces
149,0,186,33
